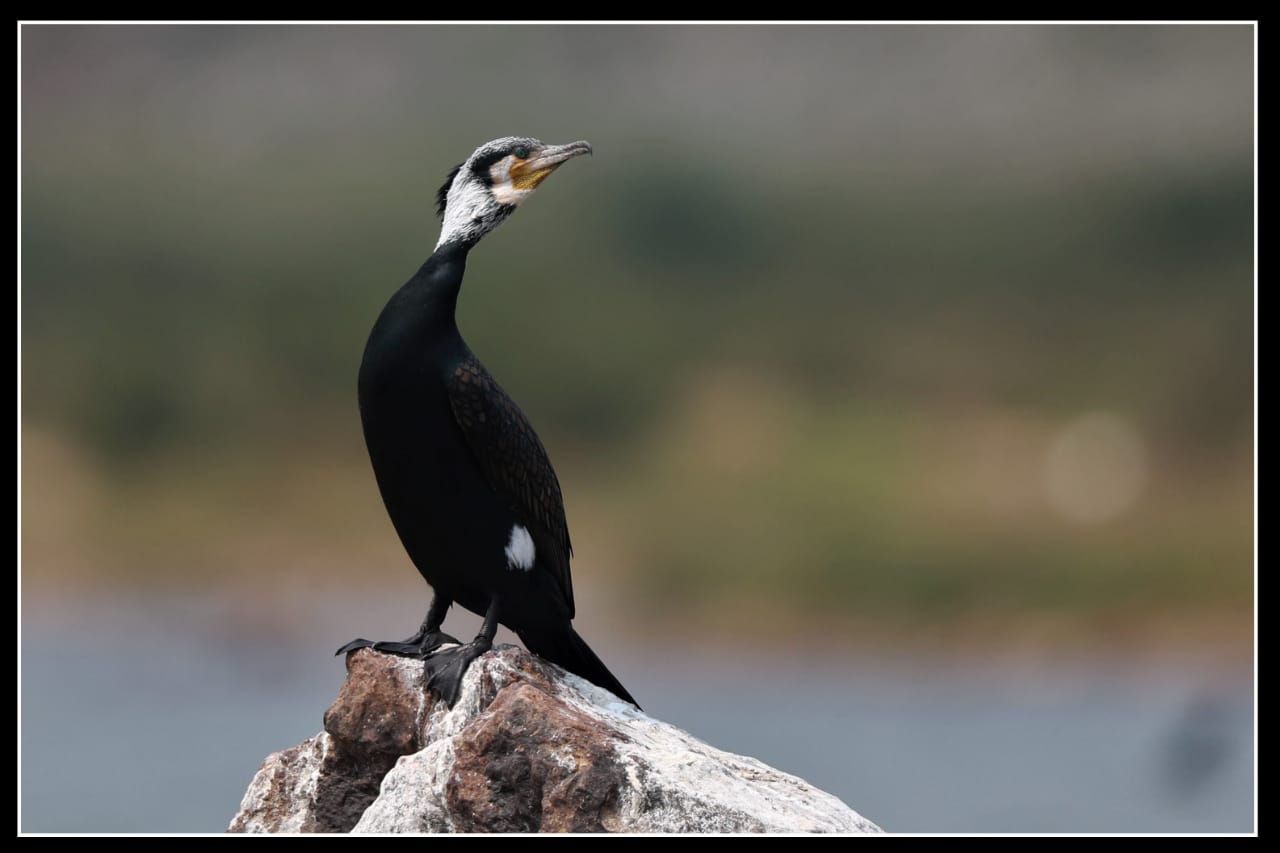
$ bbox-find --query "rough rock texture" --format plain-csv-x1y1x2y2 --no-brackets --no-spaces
230,646,881,834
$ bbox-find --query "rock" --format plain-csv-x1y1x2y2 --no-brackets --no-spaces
229,645,882,834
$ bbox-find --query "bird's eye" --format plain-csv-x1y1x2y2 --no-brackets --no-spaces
514,147,530,159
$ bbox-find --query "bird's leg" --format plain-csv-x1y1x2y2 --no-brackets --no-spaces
334,594,460,657
422,597,500,706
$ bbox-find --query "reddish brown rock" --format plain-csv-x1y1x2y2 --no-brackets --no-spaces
446,682,625,832
314,649,429,831
230,645,881,834
231,649,431,833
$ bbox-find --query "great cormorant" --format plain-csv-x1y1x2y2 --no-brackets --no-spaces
336,137,638,709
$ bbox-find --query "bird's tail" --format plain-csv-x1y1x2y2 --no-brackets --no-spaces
516,626,640,709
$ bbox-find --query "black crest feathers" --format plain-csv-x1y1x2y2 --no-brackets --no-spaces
435,163,464,219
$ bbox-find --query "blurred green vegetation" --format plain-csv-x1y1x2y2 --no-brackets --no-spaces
20,26,1253,647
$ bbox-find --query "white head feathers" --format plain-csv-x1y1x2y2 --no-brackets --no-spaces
434,136,593,250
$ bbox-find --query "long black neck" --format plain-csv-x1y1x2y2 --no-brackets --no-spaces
363,239,476,382
405,239,473,336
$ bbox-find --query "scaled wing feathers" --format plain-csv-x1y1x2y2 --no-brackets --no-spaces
447,354,575,614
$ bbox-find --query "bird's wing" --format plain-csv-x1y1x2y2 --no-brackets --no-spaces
447,353,575,615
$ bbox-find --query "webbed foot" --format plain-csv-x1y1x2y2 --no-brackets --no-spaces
422,637,493,706
335,628,460,658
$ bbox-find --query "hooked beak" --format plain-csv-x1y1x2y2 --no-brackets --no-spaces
511,140,593,191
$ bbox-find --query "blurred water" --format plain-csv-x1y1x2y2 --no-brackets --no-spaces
20,593,1253,834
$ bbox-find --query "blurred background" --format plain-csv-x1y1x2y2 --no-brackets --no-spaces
20,25,1253,833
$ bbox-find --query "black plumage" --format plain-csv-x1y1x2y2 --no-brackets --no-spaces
448,354,575,611
337,137,637,708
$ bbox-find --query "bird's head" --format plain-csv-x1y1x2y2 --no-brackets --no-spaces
434,136,593,250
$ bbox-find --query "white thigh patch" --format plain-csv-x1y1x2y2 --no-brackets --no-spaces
504,525,536,571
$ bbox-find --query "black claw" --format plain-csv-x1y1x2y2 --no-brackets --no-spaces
372,633,458,655
335,638,375,656
335,630,461,659
370,640,427,655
